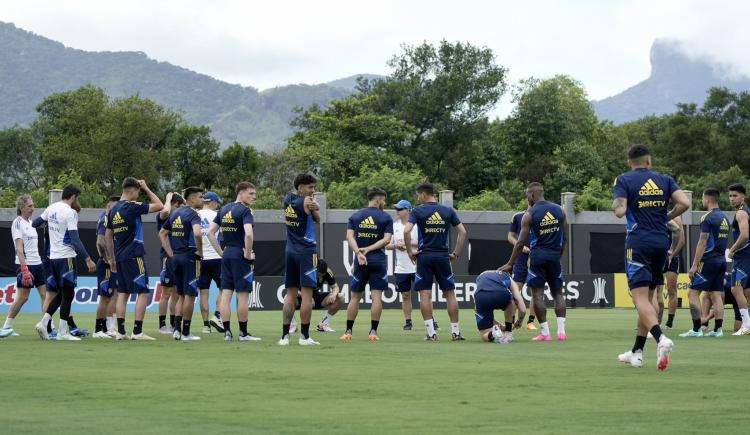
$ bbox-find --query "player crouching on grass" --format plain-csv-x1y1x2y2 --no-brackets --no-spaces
474,271,523,344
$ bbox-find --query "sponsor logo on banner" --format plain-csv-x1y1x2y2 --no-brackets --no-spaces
249,281,263,309
614,273,695,308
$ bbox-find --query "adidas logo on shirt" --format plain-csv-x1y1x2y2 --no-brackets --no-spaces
172,216,184,228
221,211,235,224
285,205,298,218
638,179,664,196
426,212,445,225
540,211,559,226
359,216,378,229
112,212,125,225
721,218,730,231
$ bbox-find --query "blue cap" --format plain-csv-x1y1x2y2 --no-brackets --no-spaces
203,192,223,204
394,199,412,210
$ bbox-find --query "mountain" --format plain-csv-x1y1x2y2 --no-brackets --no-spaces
0,22,363,150
325,74,383,91
592,39,750,124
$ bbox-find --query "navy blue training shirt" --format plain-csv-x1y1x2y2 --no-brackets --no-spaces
408,202,461,254
613,168,679,249
475,271,512,292
347,207,394,263
162,206,201,256
284,192,317,253
732,203,750,260
527,201,565,257
213,202,254,259
107,200,150,261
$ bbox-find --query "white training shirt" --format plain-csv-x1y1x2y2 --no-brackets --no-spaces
40,201,78,259
393,219,418,274
198,208,222,260
11,216,42,265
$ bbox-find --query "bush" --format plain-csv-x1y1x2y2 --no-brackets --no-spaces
458,190,512,211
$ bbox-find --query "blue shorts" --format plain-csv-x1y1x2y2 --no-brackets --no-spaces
220,256,254,292
96,260,119,297
16,263,46,289
731,257,750,289
46,258,77,292
198,258,222,289
474,289,512,330
173,254,200,297
350,262,388,293
160,255,175,287
284,250,318,289
415,253,455,292
527,254,563,291
296,291,333,310
117,257,150,294
395,273,415,292
625,246,667,290
662,255,679,274
691,260,726,291
512,253,529,283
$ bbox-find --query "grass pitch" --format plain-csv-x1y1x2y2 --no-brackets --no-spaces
1,309,748,434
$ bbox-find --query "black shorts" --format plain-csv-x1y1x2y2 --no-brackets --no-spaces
198,258,222,289
296,291,332,310
15,263,46,289
395,273,415,292
662,256,679,274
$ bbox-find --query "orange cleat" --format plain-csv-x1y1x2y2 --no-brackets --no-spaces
340,333,352,341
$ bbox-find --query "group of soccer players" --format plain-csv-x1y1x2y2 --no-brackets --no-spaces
3,143,750,373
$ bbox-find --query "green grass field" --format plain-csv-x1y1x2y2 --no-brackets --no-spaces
1,309,748,434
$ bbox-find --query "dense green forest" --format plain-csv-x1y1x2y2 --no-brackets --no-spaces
1,40,749,211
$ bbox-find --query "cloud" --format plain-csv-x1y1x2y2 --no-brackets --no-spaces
3,0,749,113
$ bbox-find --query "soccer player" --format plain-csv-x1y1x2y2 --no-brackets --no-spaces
611,145,688,370
32,185,96,341
290,258,345,333
727,183,750,335
404,182,467,341
474,271,522,344
207,182,261,342
157,192,184,334
662,217,684,329
500,183,568,342
279,174,321,346
198,191,224,333
341,188,393,341
388,199,418,330
679,188,729,337
105,178,163,340
508,204,537,330
159,187,204,341
93,196,121,339
1,195,47,337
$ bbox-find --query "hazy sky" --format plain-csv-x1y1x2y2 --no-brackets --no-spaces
3,0,748,114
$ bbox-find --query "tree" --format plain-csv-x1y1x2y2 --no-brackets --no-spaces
214,142,263,199
544,140,606,201
680,165,750,210
361,40,507,192
326,166,428,209
505,75,598,182
575,178,612,212
0,125,44,191
166,124,221,189
458,190,512,211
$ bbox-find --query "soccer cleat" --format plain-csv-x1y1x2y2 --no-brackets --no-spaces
424,334,438,341
368,332,379,341
224,332,233,342
158,326,174,335
180,334,201,341
526,323,538,331
93,331,111,339
70,328,90,337
679,329,703,338
209,317,224,333
173,330,182,341
278,335,290,346
35,322,49,340
106,330,117,337
451,333,465,341
316,323,335,332
403,322,413,331
48,329,58,340
340,332,353,341
238,334,262,342
0,328,14,338
433,320,441,331
299,337,320,346
617,350,633,363
700,325,709,335
732,326,750,336
656,337,673,371
706,329,723,337
201,326,211,334
557,332,568,341
532,334,552,341
131,333,156,341
617,350,644,368
114,332,128,341
56,333,81,341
